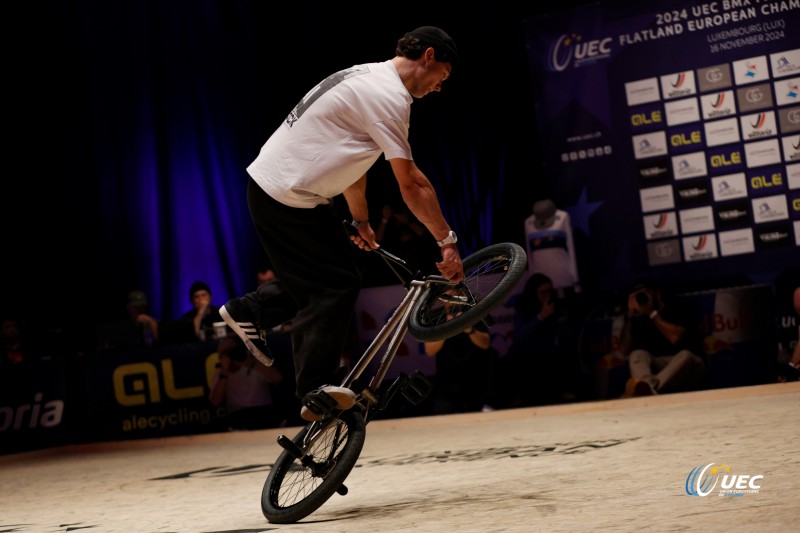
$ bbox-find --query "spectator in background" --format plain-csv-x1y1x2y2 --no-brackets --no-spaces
96,290,159,352
376,203,438,265
778,285,800,382
178,281,222,342
209,335,286,430
499,273,579,407
792,287,800,374
1,318,33,366
257,266,277,286
620,278,706,397
424,304,498,414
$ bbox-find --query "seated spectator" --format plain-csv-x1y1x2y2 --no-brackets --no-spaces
1,317,34,366
424,307,498,414
96,290,159,352
792,286,800,376
177,281,222,342
778,285,800,382
257,266,277,286
209,335,285,430
620,278,706,396
498,273,579,407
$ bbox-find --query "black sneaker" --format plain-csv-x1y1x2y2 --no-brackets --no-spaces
219,298,273,366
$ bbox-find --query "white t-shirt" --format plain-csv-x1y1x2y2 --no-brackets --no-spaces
247,60,413,208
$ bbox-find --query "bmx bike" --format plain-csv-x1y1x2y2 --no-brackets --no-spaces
261,223,527,523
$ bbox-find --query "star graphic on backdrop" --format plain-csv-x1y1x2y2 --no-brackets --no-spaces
563,187,602,236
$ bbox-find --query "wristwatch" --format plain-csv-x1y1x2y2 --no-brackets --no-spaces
437,230,458,248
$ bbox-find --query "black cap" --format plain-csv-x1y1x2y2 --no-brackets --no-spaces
189,280,211,300
406,26,459,68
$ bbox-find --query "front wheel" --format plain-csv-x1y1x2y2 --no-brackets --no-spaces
408,242,527,342
261,410,366,524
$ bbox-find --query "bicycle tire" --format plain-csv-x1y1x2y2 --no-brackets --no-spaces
408,242,527,342
261,410,366,524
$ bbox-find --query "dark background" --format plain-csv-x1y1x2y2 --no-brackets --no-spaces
4,0,796,355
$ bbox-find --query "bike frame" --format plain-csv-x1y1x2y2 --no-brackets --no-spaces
343,276,445,397
300,249,451,447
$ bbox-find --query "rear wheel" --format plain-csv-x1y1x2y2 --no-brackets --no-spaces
408,242,527,342
261,410,366,524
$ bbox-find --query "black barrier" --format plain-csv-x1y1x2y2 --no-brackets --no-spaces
79,340,226,442
0,359,72,455
0,340,228,455
678,284,776,388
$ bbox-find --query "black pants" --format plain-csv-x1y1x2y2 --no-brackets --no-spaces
245,177,361,398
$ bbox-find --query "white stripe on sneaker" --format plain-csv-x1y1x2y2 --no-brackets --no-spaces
220,306,274,366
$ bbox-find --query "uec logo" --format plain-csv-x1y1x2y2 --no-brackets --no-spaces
686,463,763,496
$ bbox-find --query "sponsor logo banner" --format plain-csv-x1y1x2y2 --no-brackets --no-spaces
788,163,800,189
705,117,741,147
770,49,800,79
625,77,660,106
707,145,744,175
790,189,800,219
668,124,704,154
640,185,675,213
778,109,800,134
715,200,751,229
774,77,799,107
782,135,800,163
719,228,755,256
647,238,682,266
682,233,719,261
755,222,792,249
740,111,777,141
679,206,715,234
676,180,711,208
736,83,773,113
697,64,733,93
638,158,672,184
744,138,782,168
733,56,770,86
665,97,701,126
752,194,789,224
629,102,664,132
747,166,786,197
712,173,748,202
700,90,737,120
643,211,679,240
660,70,697,100
633,131,668,159
673,151,708,180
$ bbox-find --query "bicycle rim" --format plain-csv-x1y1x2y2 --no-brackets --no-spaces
261,410,366,524
408,242,527,342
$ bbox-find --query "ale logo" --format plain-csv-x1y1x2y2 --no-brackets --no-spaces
685,463,764,497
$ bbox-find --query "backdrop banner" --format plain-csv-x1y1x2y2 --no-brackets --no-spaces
524,1,799,291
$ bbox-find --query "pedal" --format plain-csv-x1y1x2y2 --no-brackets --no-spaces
401,370,433,406
277,434,303,459
301,390,339,419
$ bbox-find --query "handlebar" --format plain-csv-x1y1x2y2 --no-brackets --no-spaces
342,219,410,268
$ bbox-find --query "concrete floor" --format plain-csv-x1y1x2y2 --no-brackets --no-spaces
1,381,797,533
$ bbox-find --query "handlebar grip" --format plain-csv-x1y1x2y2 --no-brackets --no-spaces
342,219,360,237
342,219,410,268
